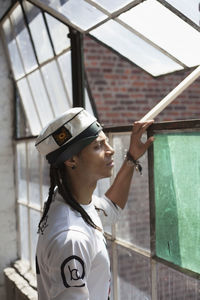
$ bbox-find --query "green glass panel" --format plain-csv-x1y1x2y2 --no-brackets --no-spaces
154,132,200,274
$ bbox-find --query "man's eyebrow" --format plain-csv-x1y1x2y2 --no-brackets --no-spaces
93,136,109,143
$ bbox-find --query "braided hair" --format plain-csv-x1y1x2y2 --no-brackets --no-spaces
38,164,101,234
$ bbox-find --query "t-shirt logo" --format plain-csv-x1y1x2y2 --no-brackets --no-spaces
61,256,85,288
52,126,72,146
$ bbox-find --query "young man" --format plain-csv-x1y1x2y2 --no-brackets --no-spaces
35,107,154,300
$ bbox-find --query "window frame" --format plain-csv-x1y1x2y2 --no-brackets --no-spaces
147,119,200,281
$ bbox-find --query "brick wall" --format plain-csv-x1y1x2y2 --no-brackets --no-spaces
84,35,200,125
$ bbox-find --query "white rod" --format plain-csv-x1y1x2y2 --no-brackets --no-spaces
140,65,200,122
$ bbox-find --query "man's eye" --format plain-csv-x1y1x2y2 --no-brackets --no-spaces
94,142,102,149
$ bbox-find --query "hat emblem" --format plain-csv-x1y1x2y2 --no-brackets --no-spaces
52,126,72,146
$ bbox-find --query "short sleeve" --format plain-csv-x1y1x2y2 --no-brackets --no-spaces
46,230,94,300
92,195,122,227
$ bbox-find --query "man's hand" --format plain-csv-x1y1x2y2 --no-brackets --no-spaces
128,120,154,161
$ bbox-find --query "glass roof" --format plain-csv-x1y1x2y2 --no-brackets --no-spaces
90,20,183,77
164,0,200,27
1,0,200,135
24,0,200,76
39,0,107,31
91,0,134,13
118,0,200,67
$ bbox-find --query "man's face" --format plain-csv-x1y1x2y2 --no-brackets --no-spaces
76,131,115,181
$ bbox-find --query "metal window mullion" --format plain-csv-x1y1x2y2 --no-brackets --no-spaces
84,70,99,119
26,141,32,267
27,0,200,35
42,10,56,56
20,0,40,66
85,0,146,17
23,75,43,127
9,14,27,76
115,17,188,68
43,12,73,108
0,1,19,25
41,9,73,109
105,232,151,258
14,141,22,259
17,200,42,213
69,28,85,107
113,238,151,258
84,0,147,33
156,0,200,33
8,10,43,128
0,20,23,84
15,48,71,81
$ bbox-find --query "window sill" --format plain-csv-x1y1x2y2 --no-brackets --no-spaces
4,260,37,300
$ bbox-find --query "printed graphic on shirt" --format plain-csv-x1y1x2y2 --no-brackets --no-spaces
61,255,85,288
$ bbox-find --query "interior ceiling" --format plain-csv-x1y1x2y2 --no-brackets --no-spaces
0,0,199,135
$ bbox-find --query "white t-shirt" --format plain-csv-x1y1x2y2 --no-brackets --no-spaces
36,191,121,300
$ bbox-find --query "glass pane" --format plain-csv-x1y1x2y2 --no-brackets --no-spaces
119,0,200,67
2,19,25,79
157,262,200,299
90,20,183,77
38,0,106,31
17,143,27,204
58,51,73,104
17,78,42,135
16,91,32,138
41,60,71,115
113,133,150,250
165,0,200,27
28,70,54,127
10,5,37,73
85,88,94,116
30,209,40,270
18,204,29,262
28,141,41,208
92,0,132,13
23,1,54,63
95,177,111,234
117,245,151,300
154,132,200,274
45,13,70,55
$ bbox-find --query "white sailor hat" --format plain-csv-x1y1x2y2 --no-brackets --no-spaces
35,107,102,166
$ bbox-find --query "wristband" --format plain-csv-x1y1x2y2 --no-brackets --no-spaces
125,151,142,175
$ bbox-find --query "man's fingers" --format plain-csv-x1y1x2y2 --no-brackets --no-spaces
144,136,155,149
133,120,154,134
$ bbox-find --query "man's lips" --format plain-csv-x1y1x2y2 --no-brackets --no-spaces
106,160,114,167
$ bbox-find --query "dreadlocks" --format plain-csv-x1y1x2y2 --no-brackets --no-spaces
38,164,101,234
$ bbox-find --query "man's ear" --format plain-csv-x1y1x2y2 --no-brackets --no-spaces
64,156,78,169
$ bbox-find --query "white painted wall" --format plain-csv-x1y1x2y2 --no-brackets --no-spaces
0,1,18,299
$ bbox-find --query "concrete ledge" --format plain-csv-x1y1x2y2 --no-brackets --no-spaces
4,262,38,300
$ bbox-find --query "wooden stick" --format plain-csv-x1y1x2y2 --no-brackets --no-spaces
140,65,200,122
